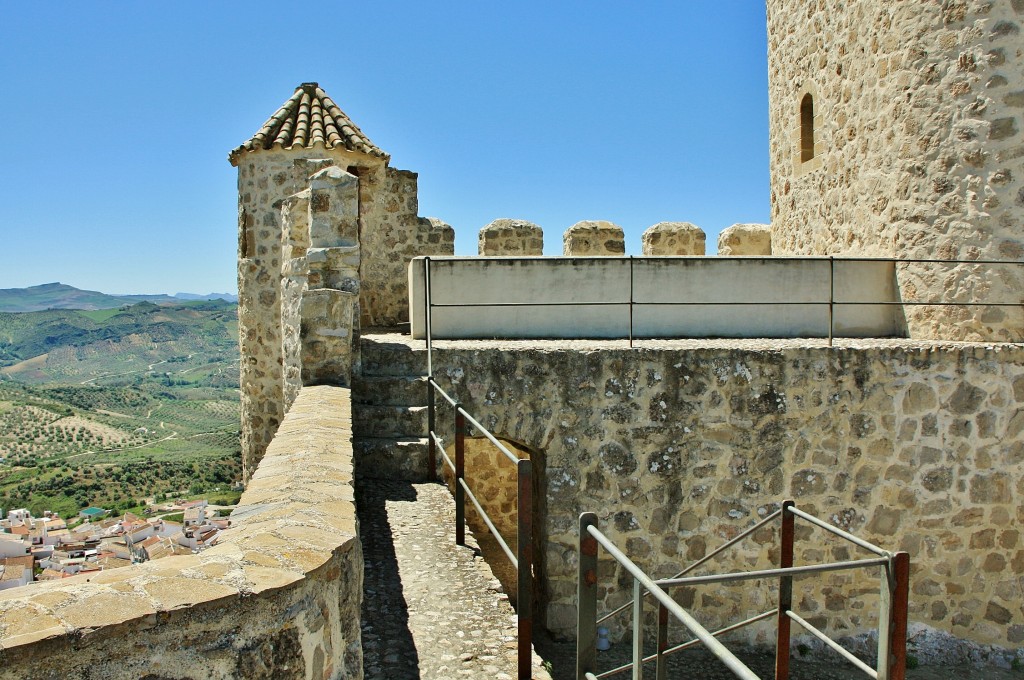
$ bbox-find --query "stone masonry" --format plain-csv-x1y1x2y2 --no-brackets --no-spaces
562,220,626,256
641,221,707,256
418,336,1024,651
767,1,1024,341
718,223,773,256
479,218,544,256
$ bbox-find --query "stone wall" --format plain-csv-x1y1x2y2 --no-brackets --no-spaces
442,438,527,550
767,0,1024,341
0,386,362,680
425,338,1024,651
358,168,454,327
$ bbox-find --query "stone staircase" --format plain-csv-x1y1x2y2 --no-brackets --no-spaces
352,336,432,481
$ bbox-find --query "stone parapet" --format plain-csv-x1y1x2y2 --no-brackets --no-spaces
478,218,544,256
0,386,362,680
718,223,772,256
641,222,706,256
563,220,625,256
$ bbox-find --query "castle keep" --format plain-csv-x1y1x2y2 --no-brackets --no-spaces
767,0,1024,340
1,4,1023,678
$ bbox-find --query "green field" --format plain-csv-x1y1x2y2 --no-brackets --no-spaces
0,301,242,517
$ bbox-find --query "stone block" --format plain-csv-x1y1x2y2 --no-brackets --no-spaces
717,223,772,256
641,222,706,256
562,220,625,256
478,218,543,255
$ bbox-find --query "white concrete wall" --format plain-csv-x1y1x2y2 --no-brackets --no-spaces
409,256,902,339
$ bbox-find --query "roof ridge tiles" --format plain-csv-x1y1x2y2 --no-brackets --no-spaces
229,83,388,165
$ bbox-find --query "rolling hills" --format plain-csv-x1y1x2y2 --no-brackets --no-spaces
0,296,241,517
0,282,236,313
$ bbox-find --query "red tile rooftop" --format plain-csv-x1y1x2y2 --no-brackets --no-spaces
229,82,387,165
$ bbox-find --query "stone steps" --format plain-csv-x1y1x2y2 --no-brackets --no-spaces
352,375,428,406
353,405,428,438
353,335,432,481
360,338,428,377
352,437,433,481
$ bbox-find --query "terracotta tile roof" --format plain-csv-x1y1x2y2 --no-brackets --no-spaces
229,82,387,165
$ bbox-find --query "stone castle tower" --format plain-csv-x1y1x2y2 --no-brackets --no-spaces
766,1,1023,341
229,83,453,478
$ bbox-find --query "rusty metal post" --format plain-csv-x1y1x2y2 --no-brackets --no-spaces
775,500,796,680
656,604,668,680
427,381,436,482
632,578,644,680
517,458,534,680
578,512,599,680
888,553,913,680
455,405,465,547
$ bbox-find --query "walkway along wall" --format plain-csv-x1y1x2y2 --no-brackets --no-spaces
423,337,1024,651
0,386,362,680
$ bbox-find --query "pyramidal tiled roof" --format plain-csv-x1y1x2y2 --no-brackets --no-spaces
229,82,388,165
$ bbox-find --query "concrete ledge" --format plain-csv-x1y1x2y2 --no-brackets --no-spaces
409,256,902,339
0,385,361,680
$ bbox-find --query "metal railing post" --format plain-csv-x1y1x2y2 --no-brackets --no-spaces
578,512,599,680
424,257,432,376
775,500,796,680
427,381,436,482
633,578,644,680
629,255,635,349
828,256,835,347
517,458,534,680
656,604,668,680
878,551,910,680
455,405,465,547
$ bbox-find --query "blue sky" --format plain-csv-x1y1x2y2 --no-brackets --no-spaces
0,2,770,295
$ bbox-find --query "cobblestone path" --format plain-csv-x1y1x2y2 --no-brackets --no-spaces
358,479,552,680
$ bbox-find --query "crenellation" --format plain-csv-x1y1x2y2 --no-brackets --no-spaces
562,220,625,256
641,221,706,256
717,223,773,256
478,218,544,255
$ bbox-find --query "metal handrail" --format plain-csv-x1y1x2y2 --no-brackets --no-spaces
787,506,890,557
655,556,890,588
459,476,518,567
576,501,911,680
598,508,782,625
580,515,761,680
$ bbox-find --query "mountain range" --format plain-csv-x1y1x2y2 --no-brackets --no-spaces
0,283,237,313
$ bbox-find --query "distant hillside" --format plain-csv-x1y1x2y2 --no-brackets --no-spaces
0,299,239,384
0,283,237,313
0,298,241,517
